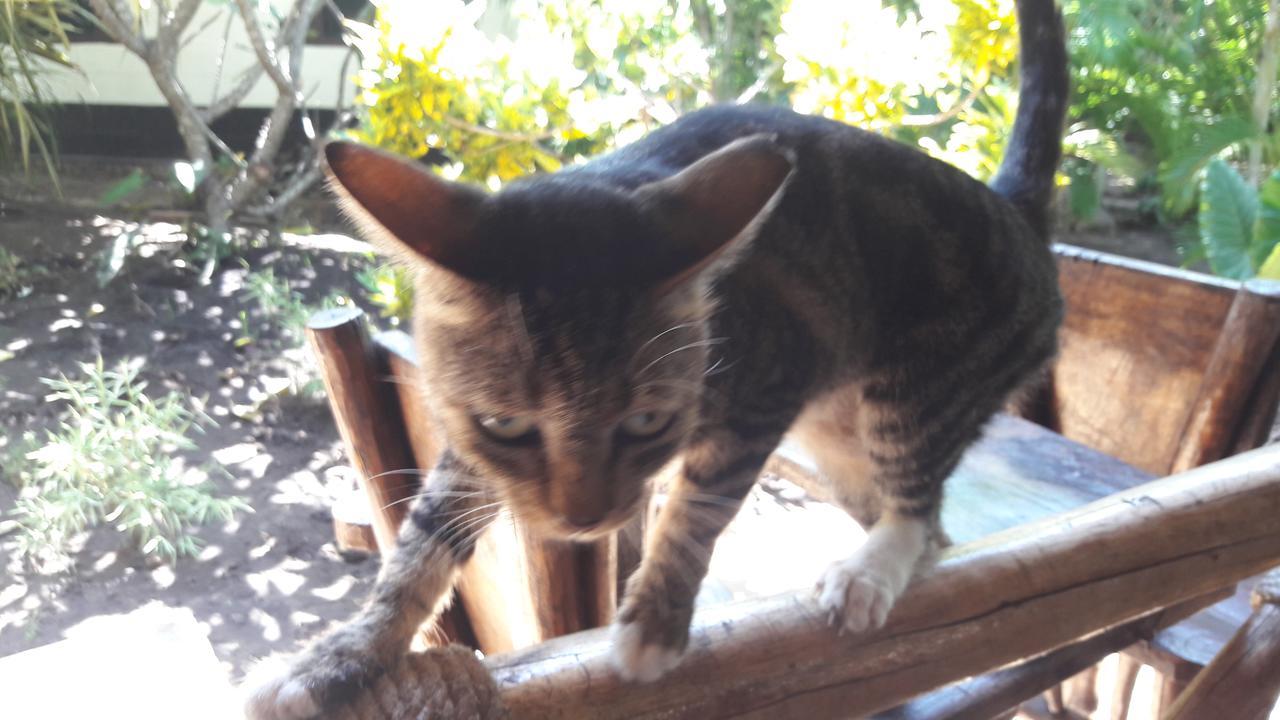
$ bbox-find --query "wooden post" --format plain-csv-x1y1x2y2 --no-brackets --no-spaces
307,307,475,648
1109,654,1144,720
485,444,1280,720
1172,279,1280,473
1160,570,1280,720
308,307,418,551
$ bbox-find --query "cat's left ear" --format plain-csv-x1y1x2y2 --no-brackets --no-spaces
323,141,487,271
636,134,794,290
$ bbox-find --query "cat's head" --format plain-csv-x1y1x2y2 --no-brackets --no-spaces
324,137,792,539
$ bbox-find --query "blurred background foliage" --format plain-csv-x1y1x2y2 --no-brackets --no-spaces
3,0,1279,278
0,0,83,189
345,0,1279,278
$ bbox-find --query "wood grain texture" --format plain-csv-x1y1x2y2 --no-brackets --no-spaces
1050,245,1238,475
875,594,1220,720
308,307,418,551
1172,278,1280,473
486,441,1280,720
1161,571,1280,720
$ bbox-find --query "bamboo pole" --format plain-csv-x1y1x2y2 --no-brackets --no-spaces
484,444,1280,719
1161,570,1280,720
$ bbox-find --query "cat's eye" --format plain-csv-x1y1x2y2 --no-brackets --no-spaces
618,409,675,439
477,415,539,442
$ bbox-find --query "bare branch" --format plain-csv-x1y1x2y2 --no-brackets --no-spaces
163,0,203,35
233,0,303,99
86,0,148,56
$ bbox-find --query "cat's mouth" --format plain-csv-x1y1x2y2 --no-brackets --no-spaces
517,498,646,542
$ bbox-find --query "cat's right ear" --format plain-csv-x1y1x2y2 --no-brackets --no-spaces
323,142,486,269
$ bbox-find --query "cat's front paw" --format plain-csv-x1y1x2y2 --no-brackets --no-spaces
816,558,899,635
609,588,694,683
242,633,385,719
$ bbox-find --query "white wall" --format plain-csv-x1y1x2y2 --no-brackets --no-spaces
43,3,358,110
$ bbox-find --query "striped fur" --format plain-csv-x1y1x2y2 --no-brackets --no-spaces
245,0,1068,714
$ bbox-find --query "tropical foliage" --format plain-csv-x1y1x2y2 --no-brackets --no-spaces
7,359,248,568
349,0,1024,188
1193,158,1280,280
0,0,81,184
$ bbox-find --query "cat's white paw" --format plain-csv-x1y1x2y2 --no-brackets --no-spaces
241,657,322,720
609,619,685,682
816,559,899,634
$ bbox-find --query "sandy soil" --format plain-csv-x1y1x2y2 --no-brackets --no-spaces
0,181,380,682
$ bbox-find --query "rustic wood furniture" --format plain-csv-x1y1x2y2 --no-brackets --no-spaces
307,244,1280,717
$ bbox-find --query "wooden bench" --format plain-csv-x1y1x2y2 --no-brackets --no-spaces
306,244,1280,716
1030,245,1280,718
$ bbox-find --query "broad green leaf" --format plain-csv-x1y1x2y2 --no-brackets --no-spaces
1198,158,1258,280
1258,243,1280,280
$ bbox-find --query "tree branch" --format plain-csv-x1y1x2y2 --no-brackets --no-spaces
86,0,148,56
233,0,304,101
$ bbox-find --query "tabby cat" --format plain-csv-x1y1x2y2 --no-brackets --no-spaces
246,0,1067,715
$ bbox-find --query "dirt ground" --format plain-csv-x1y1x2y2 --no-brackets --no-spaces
0,156,1189,684
0,160,382,681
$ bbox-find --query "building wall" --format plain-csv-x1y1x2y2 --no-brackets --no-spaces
42,3,360,157
44,3,358,110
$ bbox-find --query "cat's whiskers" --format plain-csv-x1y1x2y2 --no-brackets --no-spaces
635,337,727,378
630,323,701,369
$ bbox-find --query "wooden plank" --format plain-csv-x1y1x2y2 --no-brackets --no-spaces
1161,572,1280,720
1172,279,1280,472
486,443,1280,719
1050,245,1238,475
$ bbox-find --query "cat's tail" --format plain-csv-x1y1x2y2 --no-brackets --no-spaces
989,0,1069,239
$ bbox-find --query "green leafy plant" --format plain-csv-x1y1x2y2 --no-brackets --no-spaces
1,0,84,185
7,358,247,567
0,243,39,294
239,267,314,347
1065,0,1277,217
1190,158,1280,280
357,262,414,326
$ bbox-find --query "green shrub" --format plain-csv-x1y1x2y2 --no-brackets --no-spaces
357,263,414,326
7,359,248,568
239,267,313,348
